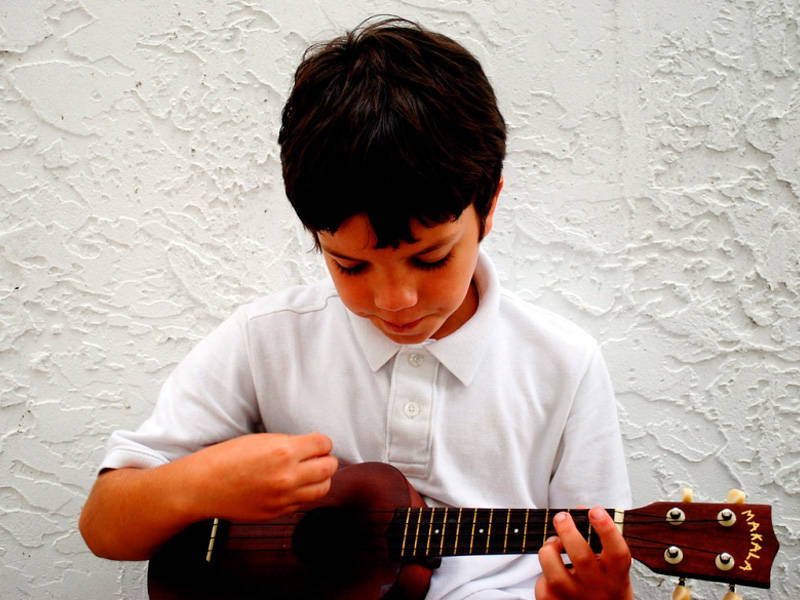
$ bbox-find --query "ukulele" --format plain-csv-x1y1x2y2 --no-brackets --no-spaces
147,462,778,600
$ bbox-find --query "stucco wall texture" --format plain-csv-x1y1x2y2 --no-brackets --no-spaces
1,1,798,598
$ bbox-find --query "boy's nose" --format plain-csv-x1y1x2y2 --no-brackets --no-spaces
373,281,418,312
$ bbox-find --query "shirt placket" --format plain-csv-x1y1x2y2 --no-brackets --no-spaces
386,346,438,478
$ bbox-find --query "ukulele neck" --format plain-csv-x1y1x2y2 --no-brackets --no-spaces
386,507,615,559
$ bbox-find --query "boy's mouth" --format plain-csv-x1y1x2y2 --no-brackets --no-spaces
380,317,425,333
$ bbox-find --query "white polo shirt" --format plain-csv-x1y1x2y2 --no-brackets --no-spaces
101,251,630,600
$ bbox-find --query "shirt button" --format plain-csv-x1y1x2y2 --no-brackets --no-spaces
408,353,424,367
403,401,421,418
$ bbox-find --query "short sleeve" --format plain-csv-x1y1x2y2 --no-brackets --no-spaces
99,308,260,471
547,346,631,509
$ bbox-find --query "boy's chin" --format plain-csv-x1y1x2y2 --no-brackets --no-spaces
381,331,431,344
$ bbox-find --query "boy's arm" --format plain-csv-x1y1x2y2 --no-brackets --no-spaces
79,431,338,560
535,507,633,600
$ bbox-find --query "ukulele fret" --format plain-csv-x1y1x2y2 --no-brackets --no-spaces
426,507,435,556
522,509,529,553
439,507,448,555
454,508,462,555
401,508,411,559
469,508,477,554
541,508,549,550
413,507,423,557
570,510,594,548
486,509,494,553
503,508,510,553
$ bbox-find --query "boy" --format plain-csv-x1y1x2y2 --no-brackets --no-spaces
80,17,633,599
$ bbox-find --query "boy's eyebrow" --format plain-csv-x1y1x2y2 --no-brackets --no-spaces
321,234,459,261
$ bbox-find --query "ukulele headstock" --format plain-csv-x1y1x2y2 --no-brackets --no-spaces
624,495,778,589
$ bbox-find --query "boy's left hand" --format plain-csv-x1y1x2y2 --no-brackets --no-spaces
535,506,634,600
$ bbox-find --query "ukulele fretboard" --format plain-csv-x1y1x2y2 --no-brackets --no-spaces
387,507,613,560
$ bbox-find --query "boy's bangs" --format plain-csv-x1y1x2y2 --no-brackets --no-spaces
292,108,474,248
305,156,469,249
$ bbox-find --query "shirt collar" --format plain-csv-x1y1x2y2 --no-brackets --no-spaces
346,249,499,386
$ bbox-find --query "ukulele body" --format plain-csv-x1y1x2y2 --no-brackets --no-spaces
147,462,433,600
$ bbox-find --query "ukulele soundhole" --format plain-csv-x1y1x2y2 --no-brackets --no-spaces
292,506,360,570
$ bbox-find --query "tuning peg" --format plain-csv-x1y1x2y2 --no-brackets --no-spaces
671,489,693,600
726,489,746,504
722,583,742,600
672,579,691,600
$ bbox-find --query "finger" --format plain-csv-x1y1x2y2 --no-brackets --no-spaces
292,476,334,504
551,511,597,573
534,574,549,599
534,573,560,600
294,454,338,486
295,431,334,458
263,458,336,516
537,535,574,597
589,506,632,575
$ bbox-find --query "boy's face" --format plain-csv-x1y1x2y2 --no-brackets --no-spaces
318,198,497,344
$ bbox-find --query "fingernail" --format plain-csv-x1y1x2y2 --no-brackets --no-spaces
545,535,559,544
590,507,608,521
553,512,568,524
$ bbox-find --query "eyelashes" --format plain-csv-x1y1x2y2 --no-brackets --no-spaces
334,253,452,276
334,262,367,276
411,254,452,271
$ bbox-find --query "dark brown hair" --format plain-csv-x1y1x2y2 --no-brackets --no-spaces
279,17,506,248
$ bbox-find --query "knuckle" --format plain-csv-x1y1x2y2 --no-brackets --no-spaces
544,573,572,596
324,456,339,475
307,431,331,453
283,503,301,515
318,433,333,453
571,553,594,571
612,551,632,570
271,472,296,493
316,464,334,483
270,443,292,465
318,478,332,495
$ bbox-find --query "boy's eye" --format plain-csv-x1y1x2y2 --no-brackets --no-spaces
332,253,452,275
334,261,367,276
412,254,452,271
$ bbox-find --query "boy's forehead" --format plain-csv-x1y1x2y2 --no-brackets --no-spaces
318,212,466,255
320,214,380,249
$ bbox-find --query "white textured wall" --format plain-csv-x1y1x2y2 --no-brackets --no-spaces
1,1,798,598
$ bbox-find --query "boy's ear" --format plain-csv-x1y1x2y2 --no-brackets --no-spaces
481,176,503,239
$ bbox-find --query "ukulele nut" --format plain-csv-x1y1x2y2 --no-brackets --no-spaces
715,552,735,571
666,507,686,525
717,508,736,527
664,546,684,565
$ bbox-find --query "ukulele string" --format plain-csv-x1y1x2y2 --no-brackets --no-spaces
226,510,725,529
215,509,732,560
219,534,729,561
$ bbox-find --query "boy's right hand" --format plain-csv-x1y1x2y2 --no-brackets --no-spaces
80,431,337,560
184,431,339,523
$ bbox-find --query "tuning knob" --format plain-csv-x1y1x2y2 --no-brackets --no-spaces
721,583,742,600
726,489,746,504
672,491,693,600
672,581,691,600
